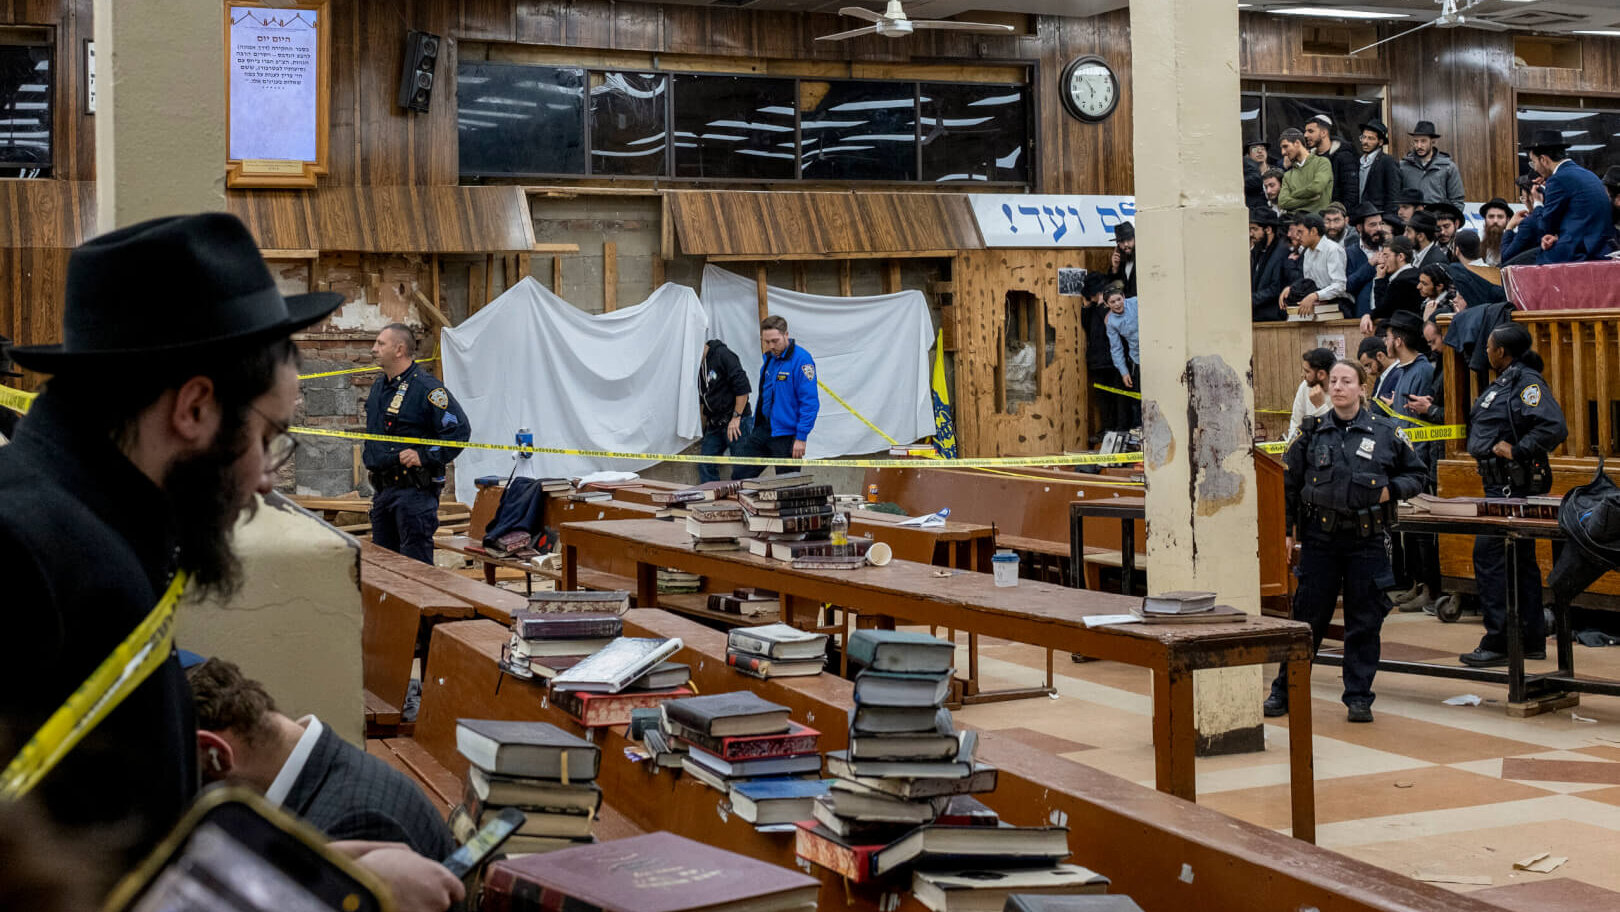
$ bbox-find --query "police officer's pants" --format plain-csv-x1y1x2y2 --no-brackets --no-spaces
730,423,795,481
372,484,441,564
1473,483,1547,653
1270,534,1393,707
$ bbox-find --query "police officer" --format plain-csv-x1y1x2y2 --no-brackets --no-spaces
732,314,818,481
363,323,471,563
1265,359,1428,723
1460,323,1567,667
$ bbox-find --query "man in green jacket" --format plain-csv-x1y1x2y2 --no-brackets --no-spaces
1278,128,1333,215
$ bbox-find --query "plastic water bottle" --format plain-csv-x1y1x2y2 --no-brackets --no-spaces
992,550,1020,587
515,427,533,460
830,510,850,554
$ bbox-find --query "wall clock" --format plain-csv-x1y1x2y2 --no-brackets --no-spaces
1061,55,1118,123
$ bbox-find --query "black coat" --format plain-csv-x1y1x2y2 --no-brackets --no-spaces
1244,157,1267,211
1083,301,1114,370
1250,238,1291,322
700,339,752,430
1371,269,1422,322
0,393,198,867
1358,151,1402,214
282,723,456,859
1327,142,1362,209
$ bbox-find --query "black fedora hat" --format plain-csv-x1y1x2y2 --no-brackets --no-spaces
1602,166,1620,191
1479,197,1514,220
1359,119,1389,141
1347,201,1382,225
1386,309,1424,337
1395,187,1426,206
1407,210,1440,237
1383,211,1406,234
1427,201,1465,223
11,213,342,374
1409,120,1441,138
1248,206,1282,227
1521,129,1569,153
1245,138,1270,152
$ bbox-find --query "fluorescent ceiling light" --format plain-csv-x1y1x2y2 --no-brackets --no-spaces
1573,30,1620,37
1271,7,1408,19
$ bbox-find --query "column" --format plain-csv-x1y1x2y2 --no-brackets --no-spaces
94,0,226,231
1130,0,1266,754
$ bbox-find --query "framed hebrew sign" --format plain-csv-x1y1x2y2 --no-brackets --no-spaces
225,1,330,188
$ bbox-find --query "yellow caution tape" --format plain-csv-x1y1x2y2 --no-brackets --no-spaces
816,380,900,447
297,357,438,381
0,384,31,415
1399,424,1465,443
1372,395,1434,427
1093,382,1141,401
0,571,190,799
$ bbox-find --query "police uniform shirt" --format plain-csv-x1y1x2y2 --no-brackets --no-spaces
1465,362,1568,463
1284,407,1428,539
362,362,472,479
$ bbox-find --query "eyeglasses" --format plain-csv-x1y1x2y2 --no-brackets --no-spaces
251,405,299,474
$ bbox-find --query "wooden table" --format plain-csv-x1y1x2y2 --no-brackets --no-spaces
1070,497,1146,593
560,519,1317,841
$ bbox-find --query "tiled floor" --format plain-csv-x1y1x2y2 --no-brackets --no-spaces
951,609,1620,908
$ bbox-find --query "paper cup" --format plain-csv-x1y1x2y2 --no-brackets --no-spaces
866,542,893,567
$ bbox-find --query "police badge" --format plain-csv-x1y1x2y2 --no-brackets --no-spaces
1520,385,1541,407
429,388,450,409
801,364,815,380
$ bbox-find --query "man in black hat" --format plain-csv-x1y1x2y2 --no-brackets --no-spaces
1426,201,1465,259
1357,119,1402,213
1108,221,1136,298
1520,129,1617,265
1243,139,1270,210
1345,202,1385,316
1363,235,1421,337
1406,210,1451,271
1400,120,1465,211
1478,197,1514,266
1394,186,1426,225
363,323,471,564
1249,207,1291,322
1305,114,1360,209
1081,271,1120,440
0,214,464,909
0,333,19,440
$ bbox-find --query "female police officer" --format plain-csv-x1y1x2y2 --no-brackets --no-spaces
1265,359,1428,723
1459,323,1567,667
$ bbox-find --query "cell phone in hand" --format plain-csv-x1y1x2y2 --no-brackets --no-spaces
105,788,388,912
442,807,526,879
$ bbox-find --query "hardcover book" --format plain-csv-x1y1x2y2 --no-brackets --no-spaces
550,637,684,694
740,500,836,519
466,768,603,813
726,650,826,679
912,865,1110,912
728,623,830,660
824,782,942,823
743,483,833,502
663,692,792,738
853,669,954,707
826,753,997,797
686,516,751,539
729,779,834,826
827,732,977,780
456,720,600,781
740,473,816,492
848,630,957,674
746,513,831,534
512,611,624,640
809,795,918,843
1132,605,1248,625
525,590,631,616
935,795,999,827
520,636,616,658
1003,896,1143,912
683,744,822,779
848,729,960,762
482,831,819,912
551,687,694,728
871,824,1070,877
477,805,594,839
1140,590,1217,615
793,822,882,884
689,501,745,522
624,661,692,691
671,720,821,761
852,704,952,735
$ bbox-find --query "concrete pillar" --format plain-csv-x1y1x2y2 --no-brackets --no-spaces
94,0,226,231
1130,0,1265,754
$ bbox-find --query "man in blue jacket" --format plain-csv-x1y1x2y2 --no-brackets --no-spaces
1523,130,1618,265
732,315,818,480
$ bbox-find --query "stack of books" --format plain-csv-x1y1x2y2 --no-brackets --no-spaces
482,831,820,912
726,622,828,679
548,636,693,727
747,536,874,566
657,569,703,594
456,719,603,857
686,501,750,552
652,480,741,519
1133,591,1246,626
663,692,823,793
796,631,1078,895
739,474,835,544
706,587,779,618
629,707,687,770
502,610,624,682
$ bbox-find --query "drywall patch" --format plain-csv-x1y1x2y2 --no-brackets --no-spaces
1184,354,1251,517
1142,397,1174,468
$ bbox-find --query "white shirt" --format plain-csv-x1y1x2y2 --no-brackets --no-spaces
1301,237,1348,303
265,715,323,806
1287,380,1332,440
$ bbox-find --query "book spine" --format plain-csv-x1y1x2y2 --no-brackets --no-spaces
722,733,819,761
776,514,829,533
518,618,623,639
727,633,772,657
794,827,872,883
758,484,834,501
727,651,773,674
488,871,608,912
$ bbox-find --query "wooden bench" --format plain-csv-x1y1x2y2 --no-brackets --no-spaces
361,562,474,709
409,615,1500,912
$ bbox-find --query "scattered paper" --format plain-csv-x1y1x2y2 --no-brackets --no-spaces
1414,873,1492,886
1394,781,1414,789
1514,852,1567,874
1083,614,1144,628
1443,694,1484,706
575,470,638,486
898,508,951,528
1571,712,1599,723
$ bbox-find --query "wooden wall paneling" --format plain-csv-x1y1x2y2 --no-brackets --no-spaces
468,258,486,314
883,259,900,294
1035,10,1133,196
1572,319,1590,457
602,240,617,312
838,260,852,297
792,262,806,292
1238,13,1386,82
552,255,562,294
459,0,517,41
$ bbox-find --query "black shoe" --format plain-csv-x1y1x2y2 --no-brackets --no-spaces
1346,702,1374,723
1459,648,1508,667
1263,694,1288,717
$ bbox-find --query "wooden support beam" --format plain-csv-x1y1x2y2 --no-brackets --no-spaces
485,254,497,305
603,241,618,313
552,256,563,294
756,263,770,346
793,262,808,292
839,260,853,297
660,194,675,261
651,255,665,291
469,260,487,316
883,259,901,294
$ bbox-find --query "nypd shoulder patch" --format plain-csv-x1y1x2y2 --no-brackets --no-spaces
801,364,815,380
1521,385,1541,408
429,388,450,409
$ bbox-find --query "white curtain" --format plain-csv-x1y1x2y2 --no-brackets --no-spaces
441,278,708,507
699,265,934,459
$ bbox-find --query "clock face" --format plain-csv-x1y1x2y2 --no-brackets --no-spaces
1063,56,1117,123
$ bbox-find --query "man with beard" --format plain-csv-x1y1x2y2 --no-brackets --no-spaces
1277,128,1332,215
1108,221,1137,297
1520,129,1617,265
0,214,463,911
1348,203,1387,316
1399,120,1465,211
1427,202,1464,260
1305,114,1359,209
1262,168,1285,216
1249,207,1291,323
1478,197,1513,266
1357,119,1402,213
1323,202,1355,248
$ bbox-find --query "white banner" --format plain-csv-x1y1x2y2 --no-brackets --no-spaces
969,194,1137,248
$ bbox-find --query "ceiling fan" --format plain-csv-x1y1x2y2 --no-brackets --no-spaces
1350,0,1509,56
816,1,1015,42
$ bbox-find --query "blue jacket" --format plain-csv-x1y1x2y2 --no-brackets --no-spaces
1106,297,1140,378
1345,244,1375,317
757,340,819,441
1501,207,1543,264
1538,161,1618,265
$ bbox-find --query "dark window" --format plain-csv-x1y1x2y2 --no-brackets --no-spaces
799,80,916,182
1517,106,1620,180
672,75,796,180
0,42,51,175
457,63,585,177
1241,93,1263,147
920,83,1028,184
590,72,668,177
1262,95,1380,149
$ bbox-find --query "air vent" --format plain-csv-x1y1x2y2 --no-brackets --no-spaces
1481,9,1588,29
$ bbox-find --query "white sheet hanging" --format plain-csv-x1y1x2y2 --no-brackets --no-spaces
699,265,934,460
441,278,708,507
